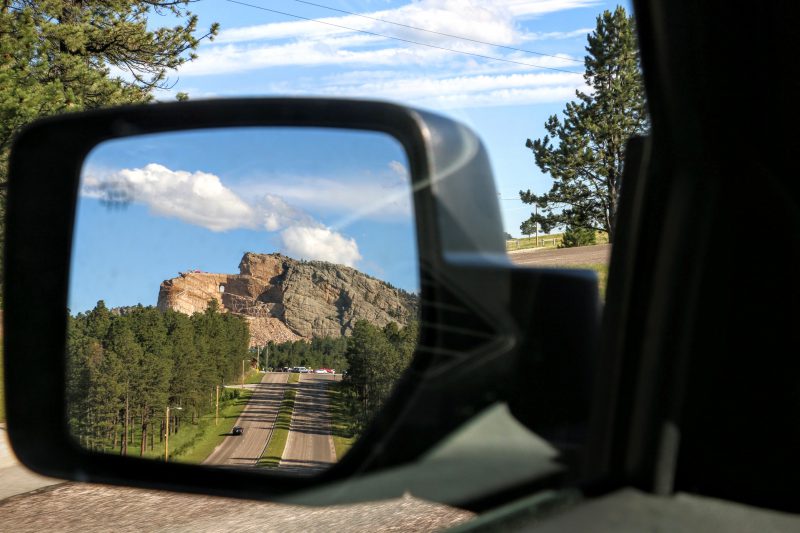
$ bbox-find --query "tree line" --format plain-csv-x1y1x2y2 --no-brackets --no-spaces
68,298,418,457
67,299,249,455
258,335,349,373
260,320,418,436
339,320,418,434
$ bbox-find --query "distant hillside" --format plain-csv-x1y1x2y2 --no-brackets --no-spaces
157,253,418,347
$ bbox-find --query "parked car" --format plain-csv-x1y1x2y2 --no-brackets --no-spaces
231,426,243,436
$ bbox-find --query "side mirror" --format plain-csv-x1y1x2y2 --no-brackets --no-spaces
4,98,599,505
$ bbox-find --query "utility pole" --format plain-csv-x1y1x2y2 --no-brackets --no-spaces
265,343,269,372
534,204,539,247
215,385,220,426
241,359,246,387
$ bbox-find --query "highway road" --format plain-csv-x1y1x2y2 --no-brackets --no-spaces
279,373,337,475
0,375,474,532
203,372,289,467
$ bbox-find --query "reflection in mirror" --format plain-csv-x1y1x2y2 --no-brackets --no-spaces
67,128,419,476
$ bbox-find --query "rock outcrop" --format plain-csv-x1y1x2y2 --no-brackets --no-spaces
157,253,417,346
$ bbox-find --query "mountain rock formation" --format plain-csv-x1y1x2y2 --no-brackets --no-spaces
157,253,417,346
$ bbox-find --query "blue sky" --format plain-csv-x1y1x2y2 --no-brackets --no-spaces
70,0,632,312
71,128,416,312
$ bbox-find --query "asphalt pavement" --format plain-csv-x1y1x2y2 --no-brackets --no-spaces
203,372,289,467
0,383,474,532
279,373,337,475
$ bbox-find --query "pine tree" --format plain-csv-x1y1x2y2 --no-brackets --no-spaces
164,310,201,418
560,226,598,248
521,6,647,243
0,1,218,292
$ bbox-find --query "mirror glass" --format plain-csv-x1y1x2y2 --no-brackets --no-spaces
67,127,419,475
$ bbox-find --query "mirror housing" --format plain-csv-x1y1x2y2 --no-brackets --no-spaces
4,98,599,504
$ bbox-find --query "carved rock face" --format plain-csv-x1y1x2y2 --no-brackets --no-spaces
157,253,417,346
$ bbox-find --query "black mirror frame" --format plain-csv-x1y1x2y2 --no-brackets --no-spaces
4,98,446,497
5,98,600,504
4,97,508,498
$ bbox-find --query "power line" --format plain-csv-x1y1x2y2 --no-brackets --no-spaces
224,0,583,75
292,0,584,64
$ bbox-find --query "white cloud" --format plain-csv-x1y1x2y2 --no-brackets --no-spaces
280,225,362,267
238,171,413,226
83,163,365,267
266,70,587,108
83,164,316,233
216,1,597,45
421,83,584,108
520,27,593,40
259,193,314,231
389,160,409,181
181,0,591,78
83,163,257,232
502,0,599,17
217,1,514,46
176,0,593,108
179,37,466,76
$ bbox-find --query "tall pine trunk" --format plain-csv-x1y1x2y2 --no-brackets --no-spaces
139,406,147,456
122,390,129,456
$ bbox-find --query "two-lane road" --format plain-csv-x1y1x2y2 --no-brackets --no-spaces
203,372,289,467
279,373,337,475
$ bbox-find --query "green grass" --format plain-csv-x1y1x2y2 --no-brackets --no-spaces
329,382,358,460
506,234,564,251
506,231,610,251
258,387,296,467
169,389,253,463
77,389,253,463
288,372,300,384
244,370,264,385
552,263,609,299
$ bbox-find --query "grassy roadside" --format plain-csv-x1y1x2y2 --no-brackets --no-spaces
506,233,564,251
565,263,609,299
329,382,358,460
82,389,254,463
168,389,253,463
258,387,296,467
288,372,300,384
244,370,264,385
506,232,610,252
